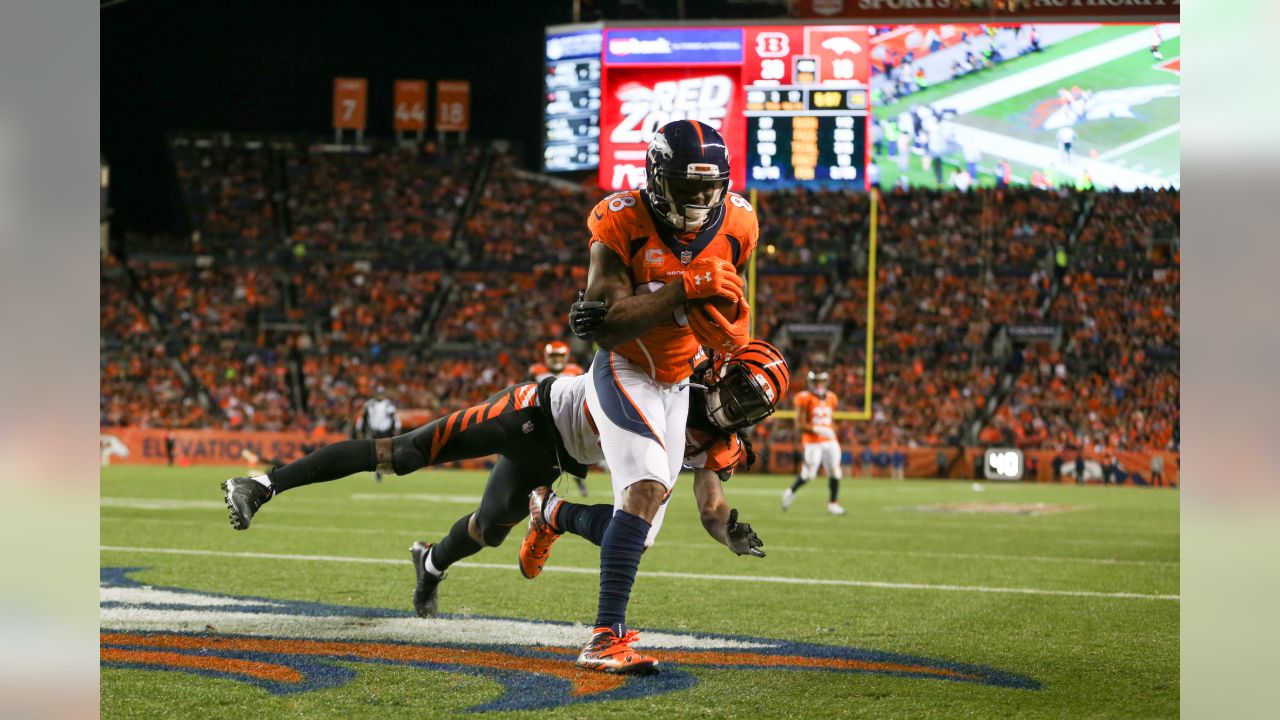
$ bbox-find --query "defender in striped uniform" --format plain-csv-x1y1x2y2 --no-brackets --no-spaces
219,341,789,632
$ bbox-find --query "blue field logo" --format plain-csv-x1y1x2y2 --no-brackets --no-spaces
101,568,1039,712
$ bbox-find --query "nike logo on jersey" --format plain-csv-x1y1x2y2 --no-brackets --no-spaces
594,210,604,220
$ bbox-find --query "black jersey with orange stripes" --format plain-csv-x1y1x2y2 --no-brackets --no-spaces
587,189,758,384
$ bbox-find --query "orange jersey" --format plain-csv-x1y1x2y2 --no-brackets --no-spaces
685,426,748,478
795,390,839,445
529,362,584,382
588,189,758,384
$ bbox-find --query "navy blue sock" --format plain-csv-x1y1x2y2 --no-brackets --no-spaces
555,502,614,546
790,476,807,493
829,477,840,503
594,509,651,631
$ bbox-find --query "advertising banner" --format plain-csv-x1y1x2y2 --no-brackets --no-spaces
599,66,746,190
604,27,744,65
794,0,1180,21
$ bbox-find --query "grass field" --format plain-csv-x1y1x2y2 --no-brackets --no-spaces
101,465,1179,718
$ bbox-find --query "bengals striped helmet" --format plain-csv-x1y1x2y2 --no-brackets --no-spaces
706,340,790,432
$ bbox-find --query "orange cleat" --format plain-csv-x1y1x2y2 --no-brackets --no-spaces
519,486,562,579
576,626,659,675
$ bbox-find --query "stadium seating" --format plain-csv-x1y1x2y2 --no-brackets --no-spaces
102,139,1180,467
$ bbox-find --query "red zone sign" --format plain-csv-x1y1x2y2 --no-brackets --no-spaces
100,567,1039,711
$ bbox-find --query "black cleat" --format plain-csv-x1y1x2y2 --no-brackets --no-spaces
222,477,272,530
410,541,445,617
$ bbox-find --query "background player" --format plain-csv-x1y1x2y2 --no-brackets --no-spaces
568,118,756,674
530,340,584,382
530,341,589,495
782,370,846,515
355,387,401,482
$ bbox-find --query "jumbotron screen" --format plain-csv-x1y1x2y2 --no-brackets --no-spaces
543,22,1180,191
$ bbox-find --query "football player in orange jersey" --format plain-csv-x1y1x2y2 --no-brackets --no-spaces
781,370,846,515
531,341,589,496
563,119,757,674
529,341,584,382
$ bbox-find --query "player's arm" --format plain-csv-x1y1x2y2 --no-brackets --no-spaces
585,242,686,350
795,400,814,435
693,468,765,557
355,403,367,438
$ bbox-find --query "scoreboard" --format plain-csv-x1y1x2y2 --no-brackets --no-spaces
745,86,868,186
543,28,602,172
545,23,870,190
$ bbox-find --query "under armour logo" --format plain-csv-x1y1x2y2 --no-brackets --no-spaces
693,272,711,285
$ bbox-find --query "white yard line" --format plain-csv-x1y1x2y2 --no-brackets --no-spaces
937,26,1181,115
100,545,1179,601
652,541,1177,568
99,515,447,537
350,493,483,504
945,122,1174,189
1098,122,1180,161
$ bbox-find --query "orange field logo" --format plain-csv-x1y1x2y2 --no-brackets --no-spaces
101,567,1038,711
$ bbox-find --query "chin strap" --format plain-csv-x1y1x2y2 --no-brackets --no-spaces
737,432,756,472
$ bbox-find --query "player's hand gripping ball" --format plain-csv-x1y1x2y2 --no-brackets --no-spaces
689,289,750,353
681,256,743,301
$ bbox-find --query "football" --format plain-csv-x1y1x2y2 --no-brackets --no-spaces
689,294,741,323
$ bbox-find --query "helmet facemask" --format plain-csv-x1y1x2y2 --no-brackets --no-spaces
705,361,776,433
545,343,569,373
808,370,830,395
651,166,728,232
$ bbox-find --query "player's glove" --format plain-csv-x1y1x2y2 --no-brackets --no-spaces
726,508,765,558
569,290,608,340
688,291,750,353
682,256,744,301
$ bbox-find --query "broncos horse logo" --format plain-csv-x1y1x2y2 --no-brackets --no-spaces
100,568,1039,712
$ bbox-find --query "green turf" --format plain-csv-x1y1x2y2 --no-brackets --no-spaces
101,466,1179,718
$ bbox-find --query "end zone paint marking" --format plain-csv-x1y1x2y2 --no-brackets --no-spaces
100,545,1179,602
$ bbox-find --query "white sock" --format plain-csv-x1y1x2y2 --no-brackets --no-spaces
543,493,563,531
424,548,444,577
251,474,273,490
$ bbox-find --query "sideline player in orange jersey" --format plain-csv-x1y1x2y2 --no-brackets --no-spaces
563,118,757,674
781,370,846,515
529,341,584,382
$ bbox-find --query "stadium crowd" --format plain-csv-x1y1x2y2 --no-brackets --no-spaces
102,138,1180,469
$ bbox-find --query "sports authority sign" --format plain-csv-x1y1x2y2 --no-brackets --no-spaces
794,0,1179,20
100,567,1038,712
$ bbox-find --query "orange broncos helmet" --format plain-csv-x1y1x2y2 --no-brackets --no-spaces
705,339,791,432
